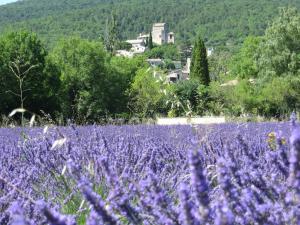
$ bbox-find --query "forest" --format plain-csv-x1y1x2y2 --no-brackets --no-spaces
1,0,300,47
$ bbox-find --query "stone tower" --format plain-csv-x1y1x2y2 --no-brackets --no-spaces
152,23,174,45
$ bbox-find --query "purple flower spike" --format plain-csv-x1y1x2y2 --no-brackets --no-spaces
291,112,297,128
37,200,76,225
79,182,118,225
178,183,200,225
289,126,300,199
189,149,210,221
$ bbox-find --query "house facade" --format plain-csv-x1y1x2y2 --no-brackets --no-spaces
126,39,146,53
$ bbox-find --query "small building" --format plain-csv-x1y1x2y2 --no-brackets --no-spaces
116,50,134,58
168,32,175,44
182,57,191,80
167,69,182,83
146,58,163,67
126,39,146,54
137,33,150,43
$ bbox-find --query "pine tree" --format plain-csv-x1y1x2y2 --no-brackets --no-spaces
148,32,153,50
190,36,210,86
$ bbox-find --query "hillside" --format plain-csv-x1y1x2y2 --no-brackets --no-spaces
0,0,300,47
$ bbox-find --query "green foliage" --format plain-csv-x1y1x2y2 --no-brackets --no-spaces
163,59,175,70
50,37,108,122
107,55,148,115
129,68,167,117
257,7,300,78
0,31,60,116
146,44,180,61
167,80,199,117
208,48,232,81
190,36,210,86
255,76,300,117
230,36,261,79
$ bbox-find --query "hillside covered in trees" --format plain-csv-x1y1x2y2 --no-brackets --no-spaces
1,0,300,47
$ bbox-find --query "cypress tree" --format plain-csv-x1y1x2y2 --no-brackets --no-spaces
148,32,153,50
190,36,210,86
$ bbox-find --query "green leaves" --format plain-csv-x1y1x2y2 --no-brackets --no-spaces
129,68,167,117
50,37,107,122
230,36,261,79
257,7,300,78
0,31,60,117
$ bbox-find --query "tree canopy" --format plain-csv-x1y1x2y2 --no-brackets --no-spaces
0,31,60,116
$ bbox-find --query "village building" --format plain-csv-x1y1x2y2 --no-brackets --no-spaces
126,39,146,53
116,50,134,58
146,58,164,67
182,57,191,80
116,22,175,58
116,38,146,57
152,23,175,45
137,33,150,43
167,69,182,83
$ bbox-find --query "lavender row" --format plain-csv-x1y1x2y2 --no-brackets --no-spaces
0,122,298,224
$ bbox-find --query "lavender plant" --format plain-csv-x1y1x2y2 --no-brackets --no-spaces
0,121,298,224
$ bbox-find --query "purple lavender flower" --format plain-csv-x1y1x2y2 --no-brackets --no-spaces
289,126,300,198
189,149,210,222
8,201,28,225
37,200,76,225
178,183,200,225
79,183,118,225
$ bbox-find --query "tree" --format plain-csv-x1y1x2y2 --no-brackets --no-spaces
146,44,180,61
0,31,60,118
107,55,148,115
190,36,210,86
257,7,300,78
229,36,261,79
51,37,108,122
129,68,167,117
148,32,153,50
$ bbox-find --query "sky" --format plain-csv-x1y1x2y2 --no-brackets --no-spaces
0,0,19,6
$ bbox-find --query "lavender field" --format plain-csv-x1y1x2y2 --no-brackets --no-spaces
0,120,299,224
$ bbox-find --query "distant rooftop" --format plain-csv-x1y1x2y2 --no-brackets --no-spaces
126,39,144,44
147,59,163,62
153,23,166,27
